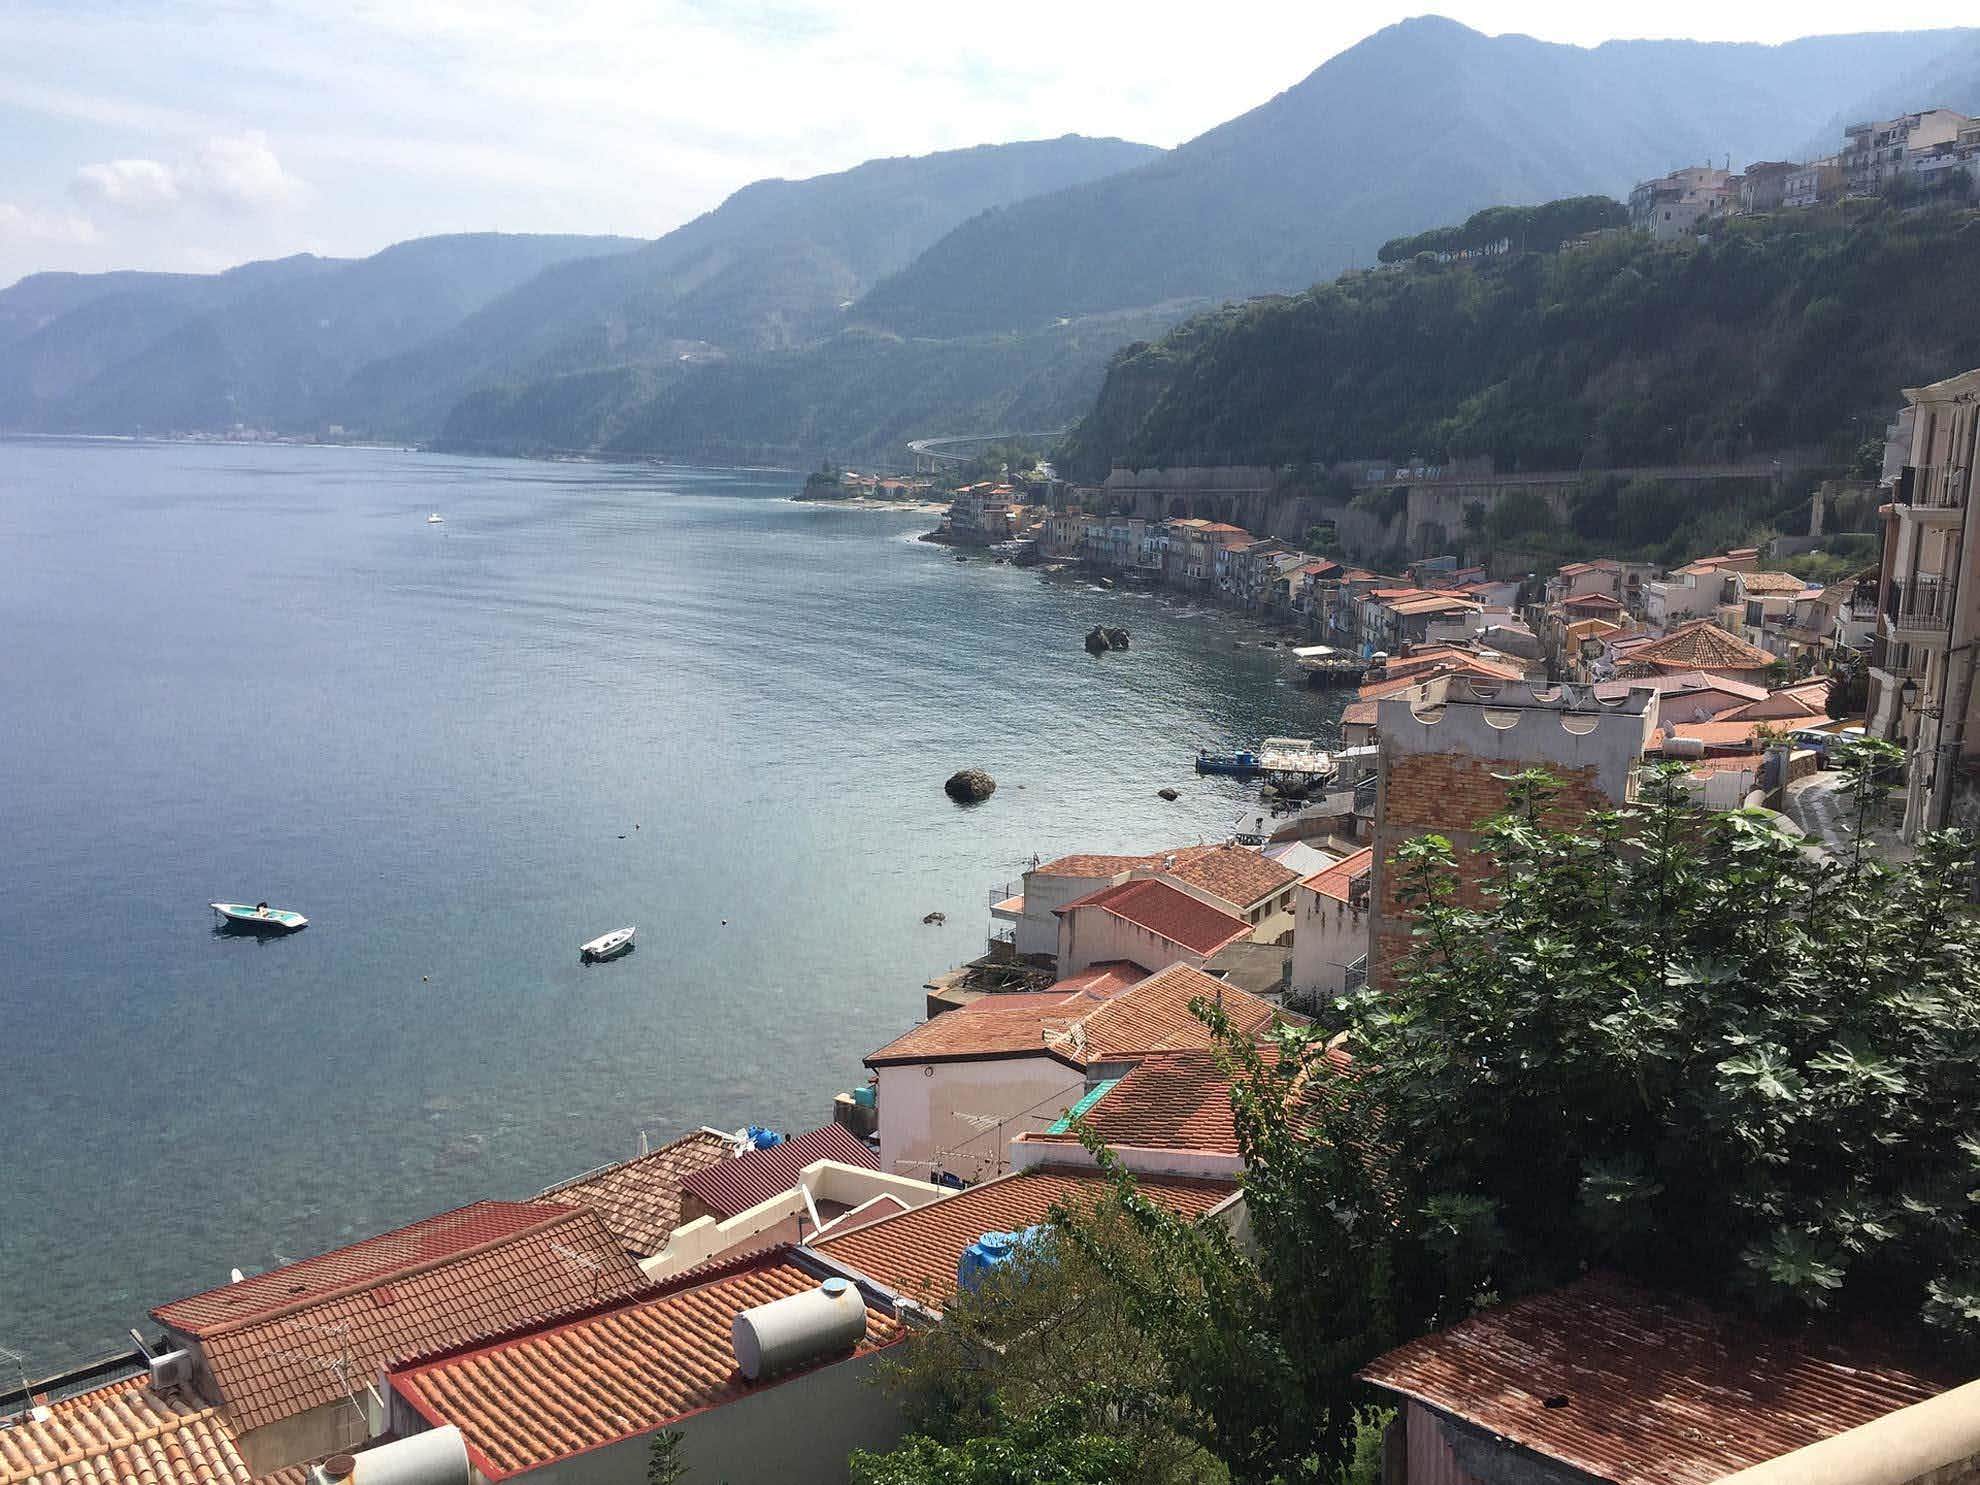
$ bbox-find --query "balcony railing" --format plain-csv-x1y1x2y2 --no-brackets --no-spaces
1872,635,1930,678
1342,954,1369,994
1889,579,1951,636
1914,464,1970,511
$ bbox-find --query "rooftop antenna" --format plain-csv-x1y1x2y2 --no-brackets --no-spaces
1,1345,36,1423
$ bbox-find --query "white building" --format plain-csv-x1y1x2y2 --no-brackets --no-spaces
1290,846,1373,1000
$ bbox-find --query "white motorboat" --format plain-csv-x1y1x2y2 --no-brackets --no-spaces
426,512,444,523
580,926,635,962
211,901,308,932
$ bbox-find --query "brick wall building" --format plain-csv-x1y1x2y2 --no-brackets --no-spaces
1368,678,1660,988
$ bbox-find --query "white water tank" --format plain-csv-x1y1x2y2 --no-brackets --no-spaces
732,1277,868,1381
312,1427,470,1485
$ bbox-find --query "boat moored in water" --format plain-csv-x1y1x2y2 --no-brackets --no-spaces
426,513,444,524
580,926,635,962
211,901,308,932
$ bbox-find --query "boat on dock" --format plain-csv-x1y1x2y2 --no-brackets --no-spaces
210,901,308,932
580,926,635,962
1196,749,1264,776
1195,737,1336,782
1289,644,1367,687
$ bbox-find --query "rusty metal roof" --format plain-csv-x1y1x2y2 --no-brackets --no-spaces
1358,1273,1950,1485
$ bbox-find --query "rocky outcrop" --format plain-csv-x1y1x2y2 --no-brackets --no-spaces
1085,625,1132,653
1157,787,1180,801
944,768,997,804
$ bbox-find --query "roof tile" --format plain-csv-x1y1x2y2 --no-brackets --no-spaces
1057,877,1250,955
0,1379,256,1485
1620,620,1773,674
540,1131,737,1255
1156,844,1299,910
1359,1273,1948,1485
1300,847,1374,904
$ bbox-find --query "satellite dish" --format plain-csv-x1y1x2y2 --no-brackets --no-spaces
230,1268,245,1284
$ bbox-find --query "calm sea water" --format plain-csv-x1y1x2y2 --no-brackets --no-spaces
0,439,1340,1368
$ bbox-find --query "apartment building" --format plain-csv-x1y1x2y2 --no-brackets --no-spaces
1842,108,1972,194
1867,366,1980,839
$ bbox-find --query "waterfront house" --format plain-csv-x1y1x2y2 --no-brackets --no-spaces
1359,1272,1957,1485
1003,1048,1248,1182
993,843,1294,962
149,1201,646,1473
1055,877,1250,975
816,1162,1240,1311
383,1245,907,1485
1290,846,1373,1001
536,1127,737,1258
1040,508,1099,560
860,963,1286,1183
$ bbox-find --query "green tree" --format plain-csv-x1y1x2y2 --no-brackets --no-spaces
645,1431,687,1485
851,1401,1137,1485
1826,648,1870,719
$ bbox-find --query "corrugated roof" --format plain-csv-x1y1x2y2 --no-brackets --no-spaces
388,1248,903,1480
678,1126,876,1219
539,1130,736,1255
816,1165,1235,1306
187,1207,645,1431
0,1379,255,1485
153,1201,571,1337
1056,877,1250,955
1359,1274,1948,1485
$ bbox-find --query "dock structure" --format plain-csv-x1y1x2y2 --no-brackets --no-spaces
1255,737,1334,779
1291,645,1367,687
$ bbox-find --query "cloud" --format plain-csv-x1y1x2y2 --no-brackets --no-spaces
0,201,100,245
71,157,180,213
69,132,304,217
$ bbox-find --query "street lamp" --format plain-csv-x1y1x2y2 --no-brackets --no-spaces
1900,676,1920,713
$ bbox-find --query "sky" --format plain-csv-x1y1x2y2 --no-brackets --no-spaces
1,0,1975,287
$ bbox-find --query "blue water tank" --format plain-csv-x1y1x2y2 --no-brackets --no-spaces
955,1225,1051,1294
744,1125,785,1150
850,1086,876,1109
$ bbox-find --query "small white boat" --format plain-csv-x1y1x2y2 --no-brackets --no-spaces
580,926,635,962
211,901,308,932
426,512,444,524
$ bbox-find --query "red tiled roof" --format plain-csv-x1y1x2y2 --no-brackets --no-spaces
1653,719,1766,751
389,1248,903,1480
1620,619,1773,674
679,1126,876,1219
1026,1050,1242,1155
1562,591,1625,610
1156,844,1298,910
1735,569,1811,595
865,964,1282,1070
1341,699,1378,728
172,1207,645,1431
1057,878,1249,956
154,1201,578,1336
539,1130,736,1255
1358,1273,1948,1485
816,1165,1235,1306
1300,846,1373,905
1047,961,1148,997
1558,560,1620,576
1031,851,1158,878
0,1379,256,1485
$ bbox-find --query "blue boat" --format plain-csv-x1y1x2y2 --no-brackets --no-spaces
1195,749,1263,776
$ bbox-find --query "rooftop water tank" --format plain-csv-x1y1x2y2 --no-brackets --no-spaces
956,1225,1051,1294
310,1428,469,1485
732,1277,868,1381
744,1124,785,1150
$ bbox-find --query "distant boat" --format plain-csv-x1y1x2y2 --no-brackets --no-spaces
580,926,635,962
211,901,308,932
426,513,444,524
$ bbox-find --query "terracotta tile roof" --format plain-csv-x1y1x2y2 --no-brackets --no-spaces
1031,851,1159,878
0,1379,256,1485
1341,699,1378,728
1653,720,1766,752
1389,595,1480,616
1074,963,1284,1061
1300,846,1373,905
1558,560,1619,576
678,1126,876,1219
1047,961,1148,997
1023,1051,1241,1155
1056,878,1249,956
866,964,1282,1070
1563,618,1622,645
1735,569,1812,595
1358,1273,1949,1485
816,1165,1235,1306
154,1201,578,1336
388,1248,903,1480
1594,671,1767,703
1562,591,1625,610
1619,620,1773,674
539,1130,736,1255
1156,844,1298,910
180,1207,645,1432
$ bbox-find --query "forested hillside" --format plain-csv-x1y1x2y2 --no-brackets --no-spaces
855,17,1975,338
1060,203,1980,483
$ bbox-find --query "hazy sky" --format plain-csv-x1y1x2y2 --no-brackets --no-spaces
1,1,1973,286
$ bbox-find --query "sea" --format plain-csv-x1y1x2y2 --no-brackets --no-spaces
0,438,1343,1370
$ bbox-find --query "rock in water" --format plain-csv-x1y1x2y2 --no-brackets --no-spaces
1157,787,1180,801
945,768,997,804
1105,627,1131,650
923,911,947,925
1084,626,1110,655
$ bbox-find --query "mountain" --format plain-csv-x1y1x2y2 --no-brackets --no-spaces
1058,202,1980,491
0,235,638,433
855,18,1978,338
325,135,1161,439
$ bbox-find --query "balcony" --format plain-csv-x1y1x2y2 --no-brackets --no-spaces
1342,954,1369,994
988,881,1024,920
1887,578,1951,639
1905,464,1969,520
1871,635,1930,679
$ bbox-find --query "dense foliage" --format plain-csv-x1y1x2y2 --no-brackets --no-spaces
1051,763,1980,1480
1376,196,1627,262
850,1402,1138,1485
1060,204,1980,482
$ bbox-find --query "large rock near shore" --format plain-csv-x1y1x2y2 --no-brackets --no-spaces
944,768,997,804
